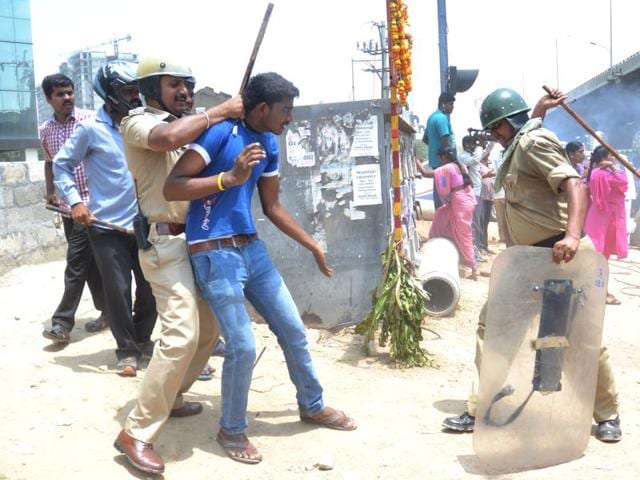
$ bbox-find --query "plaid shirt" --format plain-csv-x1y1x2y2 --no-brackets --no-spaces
39,108,94,204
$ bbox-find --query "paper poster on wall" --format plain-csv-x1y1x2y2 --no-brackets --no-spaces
285,120,315,167
349,115,379,158
352,163,382,206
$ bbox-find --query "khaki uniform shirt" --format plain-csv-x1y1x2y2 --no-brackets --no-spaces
122,106,188,223
503,127,579,245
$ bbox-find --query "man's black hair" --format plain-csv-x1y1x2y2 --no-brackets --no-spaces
42,73,74,98
242,72,299,114
565,141,584,155
438,92,456,106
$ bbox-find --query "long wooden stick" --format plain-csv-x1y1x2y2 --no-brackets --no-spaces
239,3,274,93
543,85,640,179
46,204,134,235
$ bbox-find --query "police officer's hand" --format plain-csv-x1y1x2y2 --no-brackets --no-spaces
552,234,580,264
311,243,333,277
225,143,265,187
532,88,568,119
216,95,244,120
71,202,93,225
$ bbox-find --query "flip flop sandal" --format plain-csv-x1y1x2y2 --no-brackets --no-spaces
300,408,358,431
216,432,262,464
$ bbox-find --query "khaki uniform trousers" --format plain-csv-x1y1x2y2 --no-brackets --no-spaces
125,230,219,443
467,284,619,423
493,198,508,244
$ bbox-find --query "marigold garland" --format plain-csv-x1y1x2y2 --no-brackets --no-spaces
388,0,412,106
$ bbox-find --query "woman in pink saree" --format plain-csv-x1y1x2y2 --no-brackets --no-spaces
427,148,478,279
584,146,628,304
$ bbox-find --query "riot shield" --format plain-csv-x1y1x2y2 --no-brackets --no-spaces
473,246,608,472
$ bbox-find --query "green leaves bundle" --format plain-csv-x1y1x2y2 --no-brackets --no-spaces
356,238,435,368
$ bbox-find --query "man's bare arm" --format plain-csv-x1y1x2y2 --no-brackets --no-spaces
148,96,244,152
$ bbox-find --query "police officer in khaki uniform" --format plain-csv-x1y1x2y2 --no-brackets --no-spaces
113,57,244,474
442,88,622,443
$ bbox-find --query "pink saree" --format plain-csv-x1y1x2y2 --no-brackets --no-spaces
428,163,477,268
584,168,628,259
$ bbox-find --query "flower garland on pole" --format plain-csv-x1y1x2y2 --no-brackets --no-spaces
386,0,413,250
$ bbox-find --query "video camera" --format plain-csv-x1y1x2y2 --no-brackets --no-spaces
467,127,493,148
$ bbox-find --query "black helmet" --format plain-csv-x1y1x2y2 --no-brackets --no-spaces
93,60,140,114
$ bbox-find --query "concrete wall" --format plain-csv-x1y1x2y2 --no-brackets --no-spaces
0,160,66,276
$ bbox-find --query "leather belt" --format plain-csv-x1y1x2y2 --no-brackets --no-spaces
189,233,258,254
156,222,186,236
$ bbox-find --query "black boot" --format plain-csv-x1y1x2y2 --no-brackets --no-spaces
442,412,475,432
42,324,70,344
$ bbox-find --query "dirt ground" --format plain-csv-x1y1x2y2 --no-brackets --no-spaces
1,222,638,480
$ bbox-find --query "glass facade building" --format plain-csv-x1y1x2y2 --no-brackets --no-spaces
0,0,38,159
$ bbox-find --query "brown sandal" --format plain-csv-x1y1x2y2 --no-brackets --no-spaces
300,406,357,431
216,431,262,464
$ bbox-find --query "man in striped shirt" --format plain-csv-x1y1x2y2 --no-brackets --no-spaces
40,73,108,343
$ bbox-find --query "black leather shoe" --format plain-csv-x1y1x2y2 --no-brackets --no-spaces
85,314,108,332
42,324,70,344
114,429,164,474
596,416,622,443
443,412,475,432
170,401,203,418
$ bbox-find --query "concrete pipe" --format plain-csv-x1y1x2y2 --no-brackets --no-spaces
417,237,460,316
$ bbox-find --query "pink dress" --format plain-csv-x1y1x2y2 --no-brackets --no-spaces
429,163,477,268
584,168,628,259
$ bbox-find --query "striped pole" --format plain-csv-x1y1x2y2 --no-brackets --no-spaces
387,0,403,251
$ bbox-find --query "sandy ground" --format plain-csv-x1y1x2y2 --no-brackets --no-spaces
1,222,639,480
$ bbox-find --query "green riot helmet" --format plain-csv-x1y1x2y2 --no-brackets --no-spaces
480,88,530,129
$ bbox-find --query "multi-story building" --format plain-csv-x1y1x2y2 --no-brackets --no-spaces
59,50,138,111
0,0,38,162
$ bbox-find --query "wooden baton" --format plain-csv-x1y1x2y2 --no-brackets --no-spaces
46,204,134,235
543,85,640,179
239,3,274,94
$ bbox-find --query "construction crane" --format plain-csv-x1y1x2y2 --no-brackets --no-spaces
69,34,132,60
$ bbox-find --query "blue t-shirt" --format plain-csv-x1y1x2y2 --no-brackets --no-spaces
425,109,455,168
185,120,279,243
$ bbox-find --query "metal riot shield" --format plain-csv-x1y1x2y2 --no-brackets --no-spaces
473,246,608,472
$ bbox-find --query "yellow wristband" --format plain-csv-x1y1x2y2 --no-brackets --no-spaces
217,171,226,191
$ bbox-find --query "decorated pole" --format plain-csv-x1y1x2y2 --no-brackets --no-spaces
387,0,413,251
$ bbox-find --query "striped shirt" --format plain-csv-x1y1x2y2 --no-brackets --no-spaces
39,108,94,204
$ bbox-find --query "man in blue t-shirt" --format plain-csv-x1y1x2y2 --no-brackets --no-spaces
164,72,357,465
417,92,456,209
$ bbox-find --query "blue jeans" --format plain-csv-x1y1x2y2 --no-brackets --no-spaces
190,239,324,434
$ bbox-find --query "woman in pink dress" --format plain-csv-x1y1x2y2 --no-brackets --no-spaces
427,148,478,279
584,146,628,304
